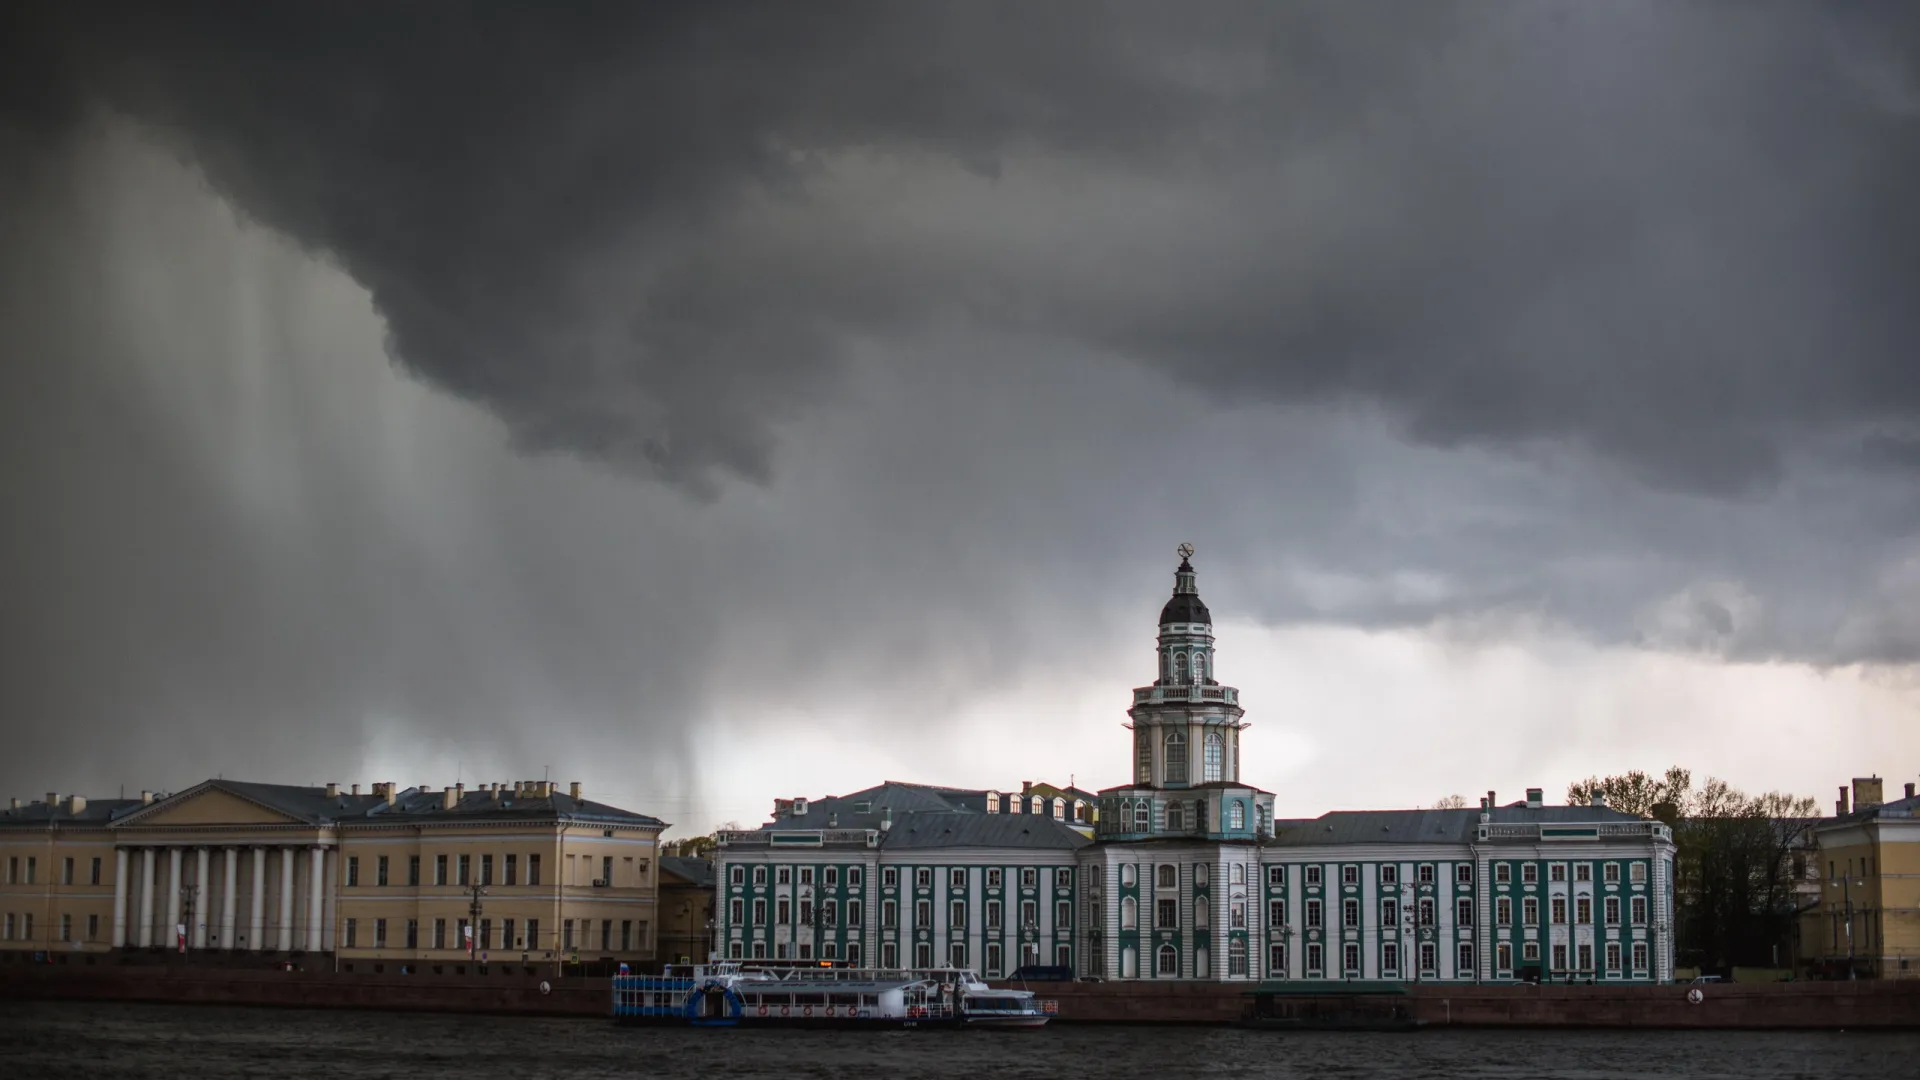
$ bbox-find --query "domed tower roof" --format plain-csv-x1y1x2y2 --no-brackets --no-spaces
1158,555,1212,626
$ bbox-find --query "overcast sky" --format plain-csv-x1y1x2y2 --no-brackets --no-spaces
3,2,1917,834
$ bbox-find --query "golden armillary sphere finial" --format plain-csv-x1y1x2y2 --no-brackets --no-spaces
1177,543,1195,560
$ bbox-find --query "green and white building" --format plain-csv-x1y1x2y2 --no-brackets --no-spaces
716,552,1677,983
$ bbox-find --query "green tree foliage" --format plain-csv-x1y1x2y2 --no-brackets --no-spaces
1568,768,1818,972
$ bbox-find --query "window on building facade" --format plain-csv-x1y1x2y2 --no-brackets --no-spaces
1606,942,1622,973
1204,732,1224,782
1164,731,1188,784
753,899,767,923
1306,943,1323,974
1552,943,1568,972
1342,899,1359,928
1496,897,1511,926
1604,862,1620,884
1058,900,1073,929
1551,897,1568,925
1383,899,1399,927
1342,865,1359,885
730,865,744,886
1195,862,1209,887
799,867,814,886
848,868,863,887
1496,942,1512,972
949,867,965,889
376,918,388,948
778,867,792,885
796,942,811,960
1305,866,1322,886
752,866,767,886
458,854,470,886
1549,863,1566,883
1231,863,1244,885
1630,862,1647,884
1631,896,1648,924
1121,896,1138,929
1121,864,1137,888
1343,943,1360,973
950,942,967,967
1419,942,1436,972
345,919,358,948
1575,898,1591,925
1056,868,1072,889
1020,899,1037,930
432,919,447,950
1418,864,1435,884
847,941,862,965
1270,943,1287,973
987,792,1001,813
1523,897,1539,926
1459,942,1474,973
482,854,494,886
1157,898,1178,929
1174,651,1188,682
1156,864,1177,889
1305,899,1322,928
90,857,102,886
1456,864,1473,884
1194,899,1209,928
1167,802,1185,831
1268,866,1286,887
985,900,1002,929
1031,796,1044,815
777,899,791,923
1383,941,1399,973
434,855,447,886
1020,867,1037,889
1136,732,1153,784
950,899,964,926
986,868,1003,889
915,942,933,967
1418,899,1434,926
1575,863,1591,882
1457,898,1473,925
1604,897,1620,925
1269,899,1285,926
881,867,896,888
1632,942,1649,970
1132,801,1150,831
1523,941,1539,962
880,900,896,928
729,898,744,925
374,855,388,887
753,941,768,960
1521,863,1537,884
986,941,1003,976
915,900,931,926
86,914,99,941
823,900,838,926
1493,863,1509,884
348,857,360,887
916,868,932,888
1157,944,1179,976
1381,864,1398,885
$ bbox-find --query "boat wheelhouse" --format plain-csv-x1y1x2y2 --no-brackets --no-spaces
612,963,1055,1027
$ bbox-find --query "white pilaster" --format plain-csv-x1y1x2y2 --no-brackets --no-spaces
249,847,266,951
221,847,239,949
306,846,325,953
112,848,130,948
278,847,295,951
194,847,211,949
137,848,156,948
166,848,183,949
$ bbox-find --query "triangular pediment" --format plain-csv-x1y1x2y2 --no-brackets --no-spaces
115,783,304,828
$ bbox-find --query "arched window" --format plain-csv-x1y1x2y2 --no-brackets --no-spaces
1164,731,1187,784
1174,652,1188,682
1052,797,1065,820
1203,732,1224,782
1136,732,1153,785
1157,944,1179,976
1031,795,1044,815
1121,863,1137,888
987,792,1000,813
1231,863,1245,884
1122,946,1138,978
1229,939,1248,977
1193,652,1207,681
1157,864,1178,889
1195,947,1210,978
1121,896,1138,930
1133,801,1150,831
1229,801,1246,831
1194,899,1209,928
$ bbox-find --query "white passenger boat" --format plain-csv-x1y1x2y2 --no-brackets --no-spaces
612,963,1056,1028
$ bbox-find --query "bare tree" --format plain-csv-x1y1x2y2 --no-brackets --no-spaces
1433,794,1468,810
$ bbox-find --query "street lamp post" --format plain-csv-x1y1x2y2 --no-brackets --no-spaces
177,883,199,958
1829,879,1864,979
467,881,487,965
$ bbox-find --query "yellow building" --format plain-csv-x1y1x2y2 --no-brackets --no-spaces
0,778,666,972
1800,776,1920,979
657,856,715,966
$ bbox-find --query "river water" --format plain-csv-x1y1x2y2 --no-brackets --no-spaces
2,1001,1915,1079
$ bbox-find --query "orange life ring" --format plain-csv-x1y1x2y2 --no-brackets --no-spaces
757,1005,768,1016
825,1006,835,1017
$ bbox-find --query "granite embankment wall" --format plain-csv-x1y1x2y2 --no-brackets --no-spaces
1017,978,1920,1028
3,964,1917,1028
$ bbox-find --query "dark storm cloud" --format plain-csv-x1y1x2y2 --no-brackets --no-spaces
8,1,1916,497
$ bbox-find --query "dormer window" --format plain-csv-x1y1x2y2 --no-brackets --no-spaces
792,798,808,817
986,793,1000,813
1030,796,1044,815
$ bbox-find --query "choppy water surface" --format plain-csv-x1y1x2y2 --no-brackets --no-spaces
2,1001,1915,1080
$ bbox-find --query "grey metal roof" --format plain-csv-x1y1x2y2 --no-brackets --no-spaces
7,779,663,829
762,781,988,831
1273,803,1653,846
659,856,715,887
0,797,144,826
1829,794,1920,824
879,811,1092,852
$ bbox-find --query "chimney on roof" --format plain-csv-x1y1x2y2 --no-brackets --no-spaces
1487,790,1496,808
443,787,458,810
140,790,154,806
384,782,397,807
1906,782,1915,801
1853,777,1884,811
8,798,17,810
46,791,58,806
1590,793,1606,809
1837,785,1850,816
1022,780,1032,795
1525,788,1543,809
491,784,503,801
68,795,86,814
880,805,892,831
569,781,582,800
351,783,361,796
325,782,339,798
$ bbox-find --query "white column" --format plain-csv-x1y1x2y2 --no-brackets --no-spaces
166,848,183,949
221,848,239,949
194,847,211,948
249,847,266,951
278,847,295,951
112,848,130,948
137,848,156,948
306,846,325,952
